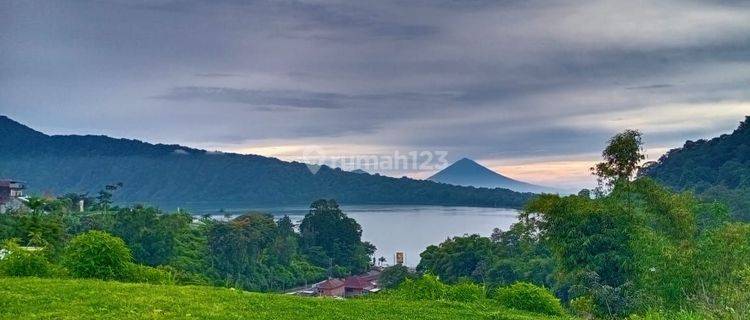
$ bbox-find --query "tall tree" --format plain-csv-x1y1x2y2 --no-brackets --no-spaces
592,129,645,189
299,199,374,274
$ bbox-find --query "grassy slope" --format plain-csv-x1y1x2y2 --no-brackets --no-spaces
0,278,565,320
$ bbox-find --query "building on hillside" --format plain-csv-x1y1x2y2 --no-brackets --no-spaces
0,180,27,213
315,278,345,297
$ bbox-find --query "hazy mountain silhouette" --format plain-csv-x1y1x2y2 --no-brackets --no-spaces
0,116,533,210
428,158,558,193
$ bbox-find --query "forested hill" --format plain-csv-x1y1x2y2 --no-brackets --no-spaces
641,116,750,219
0,116,532,210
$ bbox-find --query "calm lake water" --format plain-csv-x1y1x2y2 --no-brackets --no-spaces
205,205,519,267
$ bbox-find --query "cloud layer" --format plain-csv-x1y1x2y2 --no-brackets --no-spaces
2,0,750,189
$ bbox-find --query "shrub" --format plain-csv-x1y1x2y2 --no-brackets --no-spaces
493,282,565,316
570,295,595,319
0,241,53,277
62,231,132,280
391,274,448,300
627,310,707,320
379,265,411,289
445,281,485,302
124,263,175,284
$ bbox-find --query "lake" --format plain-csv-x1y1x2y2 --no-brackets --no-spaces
206,205,519,267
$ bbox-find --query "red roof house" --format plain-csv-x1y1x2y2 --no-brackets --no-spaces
343,276,376,296
316,278,345,297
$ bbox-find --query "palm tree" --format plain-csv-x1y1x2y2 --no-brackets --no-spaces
378,256,387,267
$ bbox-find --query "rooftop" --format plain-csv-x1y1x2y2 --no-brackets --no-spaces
0,180,25,188
316,278,345,290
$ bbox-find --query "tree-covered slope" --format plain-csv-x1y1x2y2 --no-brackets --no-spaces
641,116,750,219
0,116,532,210
0,278,562,320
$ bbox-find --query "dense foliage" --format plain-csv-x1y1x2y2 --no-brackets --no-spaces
0,116,532,209
62,230,133,280
417,226,553,290
493,282,565,316
641,116,750,220
299,199,375,275
418,129,750,319
205,212,327,291
378,265,412,289
381,274,486,303
0,195,380,292
0,240,57,277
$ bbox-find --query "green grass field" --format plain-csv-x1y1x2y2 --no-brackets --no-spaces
0,277,566,319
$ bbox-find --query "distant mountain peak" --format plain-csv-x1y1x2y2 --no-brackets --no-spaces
448,157,491,170
429,157,557,194
454,157,477,165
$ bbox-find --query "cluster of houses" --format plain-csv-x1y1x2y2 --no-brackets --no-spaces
289,252,407,298
0,179,26,213
291,269,382,298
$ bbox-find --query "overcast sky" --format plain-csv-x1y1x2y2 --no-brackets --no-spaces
2,0,750,189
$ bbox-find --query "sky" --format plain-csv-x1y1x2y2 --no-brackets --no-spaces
2,0,750,190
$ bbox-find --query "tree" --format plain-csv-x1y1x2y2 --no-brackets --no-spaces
207,213,277,278
416,234,495,284
378,256,387,266
379,265,411,289
592,129,644,189
110,205,188,266
299,199,374,274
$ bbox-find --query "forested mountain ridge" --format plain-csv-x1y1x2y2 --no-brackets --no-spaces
641,116,750,219
0,116,532,210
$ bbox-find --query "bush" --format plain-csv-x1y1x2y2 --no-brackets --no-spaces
62,231,132,280
378,265,411,289
0,241,54,277
493,282,565,316
570,295,595,319
627,310,707,320
445,281,485,302
390,274,448,300
124,263,175,284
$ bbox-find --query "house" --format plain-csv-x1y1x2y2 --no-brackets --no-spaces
343,269,381,296
343,276,374,296
0,180,27,213
307,269,382,297
315,278,346,297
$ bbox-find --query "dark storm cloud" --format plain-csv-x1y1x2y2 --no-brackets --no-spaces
2,0,750,187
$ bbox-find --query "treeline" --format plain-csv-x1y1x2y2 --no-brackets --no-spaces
642,116,750,220
417,130,750,319
0,197,373,291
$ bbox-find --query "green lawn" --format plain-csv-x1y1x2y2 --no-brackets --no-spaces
0,277,567,319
